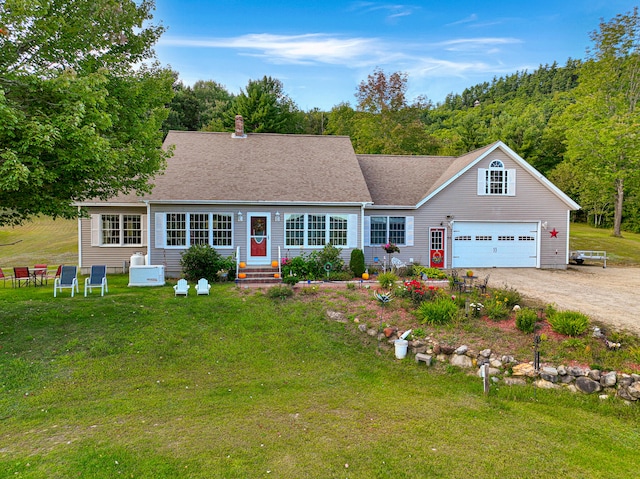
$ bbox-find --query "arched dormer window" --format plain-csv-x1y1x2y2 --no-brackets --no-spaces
477,159,516,196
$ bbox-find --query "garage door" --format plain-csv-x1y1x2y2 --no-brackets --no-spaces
452,222,538,268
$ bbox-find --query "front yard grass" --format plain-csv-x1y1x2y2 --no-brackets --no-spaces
1,276,639,478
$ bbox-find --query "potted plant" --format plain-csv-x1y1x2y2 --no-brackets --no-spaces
383,242,400,254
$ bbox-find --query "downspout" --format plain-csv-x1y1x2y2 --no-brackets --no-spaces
144,200,151,263
77,207,82,269
360,202,366,250
565,210,571,267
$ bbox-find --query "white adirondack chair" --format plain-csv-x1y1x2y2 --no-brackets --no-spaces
173,278,190,296
196,278,211,295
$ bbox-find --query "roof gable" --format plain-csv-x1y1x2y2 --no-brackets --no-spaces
358,141,579,210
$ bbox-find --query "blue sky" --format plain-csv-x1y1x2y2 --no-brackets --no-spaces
152,0,636,111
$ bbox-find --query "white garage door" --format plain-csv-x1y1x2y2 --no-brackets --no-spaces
452,222,538,268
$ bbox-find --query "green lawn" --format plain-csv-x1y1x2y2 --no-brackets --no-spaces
570,223,640,265
0,217,77,268
1,276,639,478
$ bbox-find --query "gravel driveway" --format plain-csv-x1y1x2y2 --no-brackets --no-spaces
472,266,640,336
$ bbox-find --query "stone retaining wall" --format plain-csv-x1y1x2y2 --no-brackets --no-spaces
350,318,640,403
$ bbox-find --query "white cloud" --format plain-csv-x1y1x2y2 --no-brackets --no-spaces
160,33,383,66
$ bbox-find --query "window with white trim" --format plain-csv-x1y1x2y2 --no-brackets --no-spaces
93,214,145,246
190,214,209,245
164,212,233,248
123,215,142,245
285,214,305,246
369,216,406,245
212,214,233,247
285,213,350,247
477,160,516,196
166,213,187,246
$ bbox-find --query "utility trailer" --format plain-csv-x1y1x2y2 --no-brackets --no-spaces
570,250,607,268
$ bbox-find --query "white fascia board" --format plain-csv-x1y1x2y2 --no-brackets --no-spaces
364,204,416,210
146,200,371,207
496,141,581,210
75,202,144,207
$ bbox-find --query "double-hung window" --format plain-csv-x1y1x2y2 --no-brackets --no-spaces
159,212,233,248
477,160,516,196
91,214,146,247
368,216,407,245
284,213,352,248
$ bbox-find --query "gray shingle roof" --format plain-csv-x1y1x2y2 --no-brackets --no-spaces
89,133,503,208
120,131,373,204
357,143,497,206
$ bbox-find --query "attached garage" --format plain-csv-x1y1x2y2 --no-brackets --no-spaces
452,222,538,268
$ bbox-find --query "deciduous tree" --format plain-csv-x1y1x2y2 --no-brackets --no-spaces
0,0,173,225
561,8,640,236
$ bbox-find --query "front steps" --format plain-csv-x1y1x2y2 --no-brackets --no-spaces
236,265,282,285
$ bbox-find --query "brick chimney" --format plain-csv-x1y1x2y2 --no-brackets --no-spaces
232,115,246,138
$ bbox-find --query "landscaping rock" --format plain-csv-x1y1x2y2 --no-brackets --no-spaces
575,376,602,394
357,324,368,333
438,344,455,355
450,354,474,368
540,366,558,383
490,359,503,369
455,345,469,355
479,348,492,358
588,370,601,381
512,363,536,377
628,382,640,400
367,328,377,337
557,365,568,376
618,374,633,387
567,366,588,377
560,374,575,384
383,327,396,338
617,387,638,402
327,310,347,322
600,371,617,388
501,355,516,364
535,379,560,390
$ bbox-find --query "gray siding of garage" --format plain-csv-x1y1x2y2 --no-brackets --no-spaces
364,149,572,269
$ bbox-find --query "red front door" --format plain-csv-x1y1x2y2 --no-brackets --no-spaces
250,216,267,257
429,227,445,268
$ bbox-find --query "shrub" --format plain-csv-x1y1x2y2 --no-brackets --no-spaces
180,244,234,282
266,285,294,300
317,243,344,273
413,266,447,280
327,271,353,281
548,311,590,337
377,272,398,289
418,298,459,325
282,273,300,286
349,248,366,277
515,308,539,333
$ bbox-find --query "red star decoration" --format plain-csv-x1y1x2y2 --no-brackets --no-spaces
550,228,559,238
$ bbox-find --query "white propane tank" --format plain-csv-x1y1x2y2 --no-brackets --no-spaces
130,252,145,267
